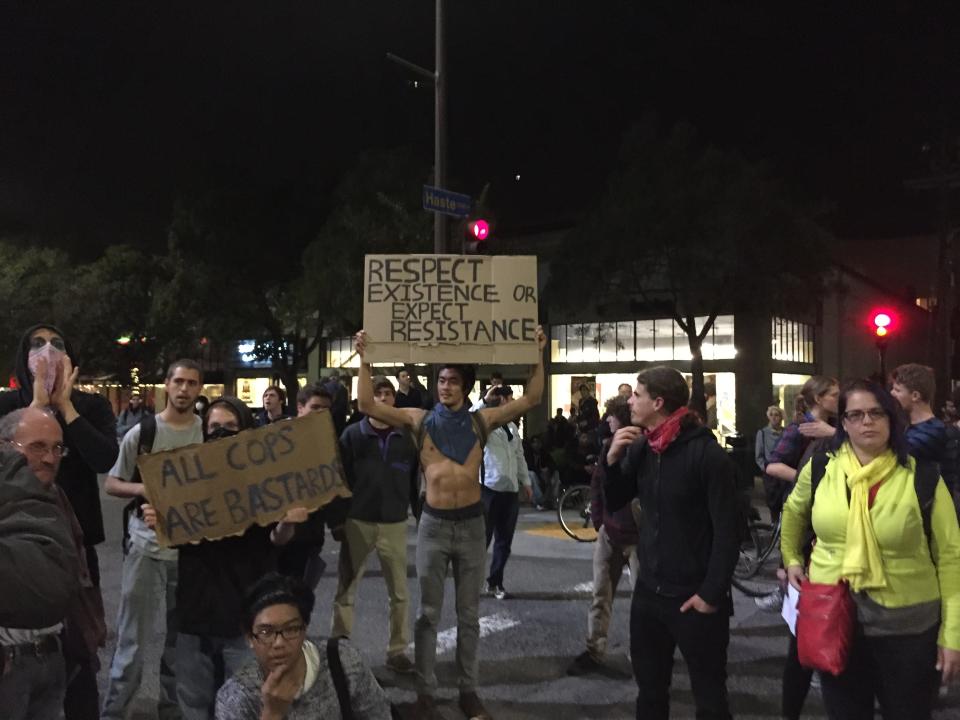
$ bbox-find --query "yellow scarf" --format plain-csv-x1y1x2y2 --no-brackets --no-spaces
836,442,897,592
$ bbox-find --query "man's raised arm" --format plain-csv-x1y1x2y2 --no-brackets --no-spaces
354,331,424,431
479,325,547,430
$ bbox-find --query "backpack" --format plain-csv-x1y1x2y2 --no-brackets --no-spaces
326,637,402,720
121,414,157,554
809,450,940,551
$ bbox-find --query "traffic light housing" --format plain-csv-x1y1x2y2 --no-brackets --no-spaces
463,218,490,254
872,310,895,344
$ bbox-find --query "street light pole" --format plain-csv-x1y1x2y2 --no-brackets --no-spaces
434,0,447,254
387,0,447,254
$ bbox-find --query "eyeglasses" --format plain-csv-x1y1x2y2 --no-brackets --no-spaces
11,440,69,458
29,336,66,352
251,623,305,645
842,408,888,424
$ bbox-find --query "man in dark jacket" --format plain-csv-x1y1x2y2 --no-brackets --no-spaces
0,324,118,589
0,408,105,720
604,366,738,720
331,376,419,673
0,446,79,718
0,448,78,629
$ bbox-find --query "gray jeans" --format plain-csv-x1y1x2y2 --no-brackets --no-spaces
101,541,180,720
175,633,251,720
0,641,66,720
414,508,486,696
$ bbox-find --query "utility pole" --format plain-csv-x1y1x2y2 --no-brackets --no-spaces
388,0,447,253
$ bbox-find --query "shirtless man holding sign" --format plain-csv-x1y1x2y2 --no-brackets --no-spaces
354,328,546,720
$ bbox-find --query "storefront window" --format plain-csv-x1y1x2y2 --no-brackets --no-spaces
772,372,811,422
616,321,635,361
598,323,619,361
653,319,676,361
551,324,567,363
772,318,814,363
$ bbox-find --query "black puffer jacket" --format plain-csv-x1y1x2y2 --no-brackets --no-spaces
0,449,79,628
604,423,739,607
0,324,118,546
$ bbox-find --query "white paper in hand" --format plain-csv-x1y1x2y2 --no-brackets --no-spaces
781,583,800,636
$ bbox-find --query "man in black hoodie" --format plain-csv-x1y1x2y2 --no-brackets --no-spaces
604,366,738,720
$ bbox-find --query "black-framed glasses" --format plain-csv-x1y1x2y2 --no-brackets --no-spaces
251,623,305,645
29,336,66,352
11,440,69,459
842,408,887,424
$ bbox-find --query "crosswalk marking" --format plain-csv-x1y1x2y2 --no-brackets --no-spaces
408,612,520,655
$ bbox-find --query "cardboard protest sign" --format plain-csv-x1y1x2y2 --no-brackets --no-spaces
139,411,350,547
362,254,539,363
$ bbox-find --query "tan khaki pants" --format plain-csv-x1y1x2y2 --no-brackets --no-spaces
331,518,410,656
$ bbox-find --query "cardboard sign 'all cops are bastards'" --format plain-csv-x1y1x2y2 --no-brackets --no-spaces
138,411,350,547
362,254,539,364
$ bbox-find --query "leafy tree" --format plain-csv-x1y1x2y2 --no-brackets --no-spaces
53,245,160,383
0,241,71,380
158,146,432,398
551,118,829,415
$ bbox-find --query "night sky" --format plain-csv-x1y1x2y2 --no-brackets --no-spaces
2,2,958,256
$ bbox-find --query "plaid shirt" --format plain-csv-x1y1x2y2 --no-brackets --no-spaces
767,413,815,471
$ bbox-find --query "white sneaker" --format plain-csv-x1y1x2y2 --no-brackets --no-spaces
754,586,784,612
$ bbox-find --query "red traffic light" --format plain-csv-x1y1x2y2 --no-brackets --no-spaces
871,310,896,338
470,219,489,240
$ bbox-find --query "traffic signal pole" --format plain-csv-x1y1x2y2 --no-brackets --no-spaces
387,0,448,253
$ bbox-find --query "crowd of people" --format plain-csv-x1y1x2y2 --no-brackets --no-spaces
2,320,960,720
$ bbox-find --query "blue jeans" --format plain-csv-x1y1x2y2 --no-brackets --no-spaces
0,640,66,720
101,541,180,720
414,508,486,696
481,486,520,588
175,633,251,720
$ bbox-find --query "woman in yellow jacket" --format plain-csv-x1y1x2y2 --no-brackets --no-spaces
781,379,960,719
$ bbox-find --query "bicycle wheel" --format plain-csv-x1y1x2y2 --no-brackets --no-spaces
734,521,774,580
557,485,597,542
731,572,781,598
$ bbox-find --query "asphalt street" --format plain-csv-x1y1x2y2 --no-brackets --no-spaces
93,487,960,719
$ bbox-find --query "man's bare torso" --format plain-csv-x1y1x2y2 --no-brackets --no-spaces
419,431,483,510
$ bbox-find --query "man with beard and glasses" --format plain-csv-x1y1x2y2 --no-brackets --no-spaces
0,324,118,719
101,359,205,720
354,327,546,720
140,397,308,719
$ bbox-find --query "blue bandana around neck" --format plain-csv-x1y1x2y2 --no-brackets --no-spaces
422,403,479,465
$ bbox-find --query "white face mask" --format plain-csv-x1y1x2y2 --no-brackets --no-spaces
28,342,64,400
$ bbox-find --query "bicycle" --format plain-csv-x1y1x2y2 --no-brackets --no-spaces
731,514,783,597
557,483,597,542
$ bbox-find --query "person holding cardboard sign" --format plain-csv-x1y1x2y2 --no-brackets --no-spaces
140,396,312,720
354,326,546,720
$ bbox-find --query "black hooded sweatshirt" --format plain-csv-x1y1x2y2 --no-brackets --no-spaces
0,324,118,547
603,422,739,608
176,397,278,638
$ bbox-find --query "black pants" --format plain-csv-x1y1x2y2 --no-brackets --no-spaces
820,623,939,720
64,655,100,720
782,632,813,720
481,487,520,588
630,587,732,720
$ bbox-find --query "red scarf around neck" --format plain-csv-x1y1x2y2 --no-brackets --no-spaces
645,407,692,454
